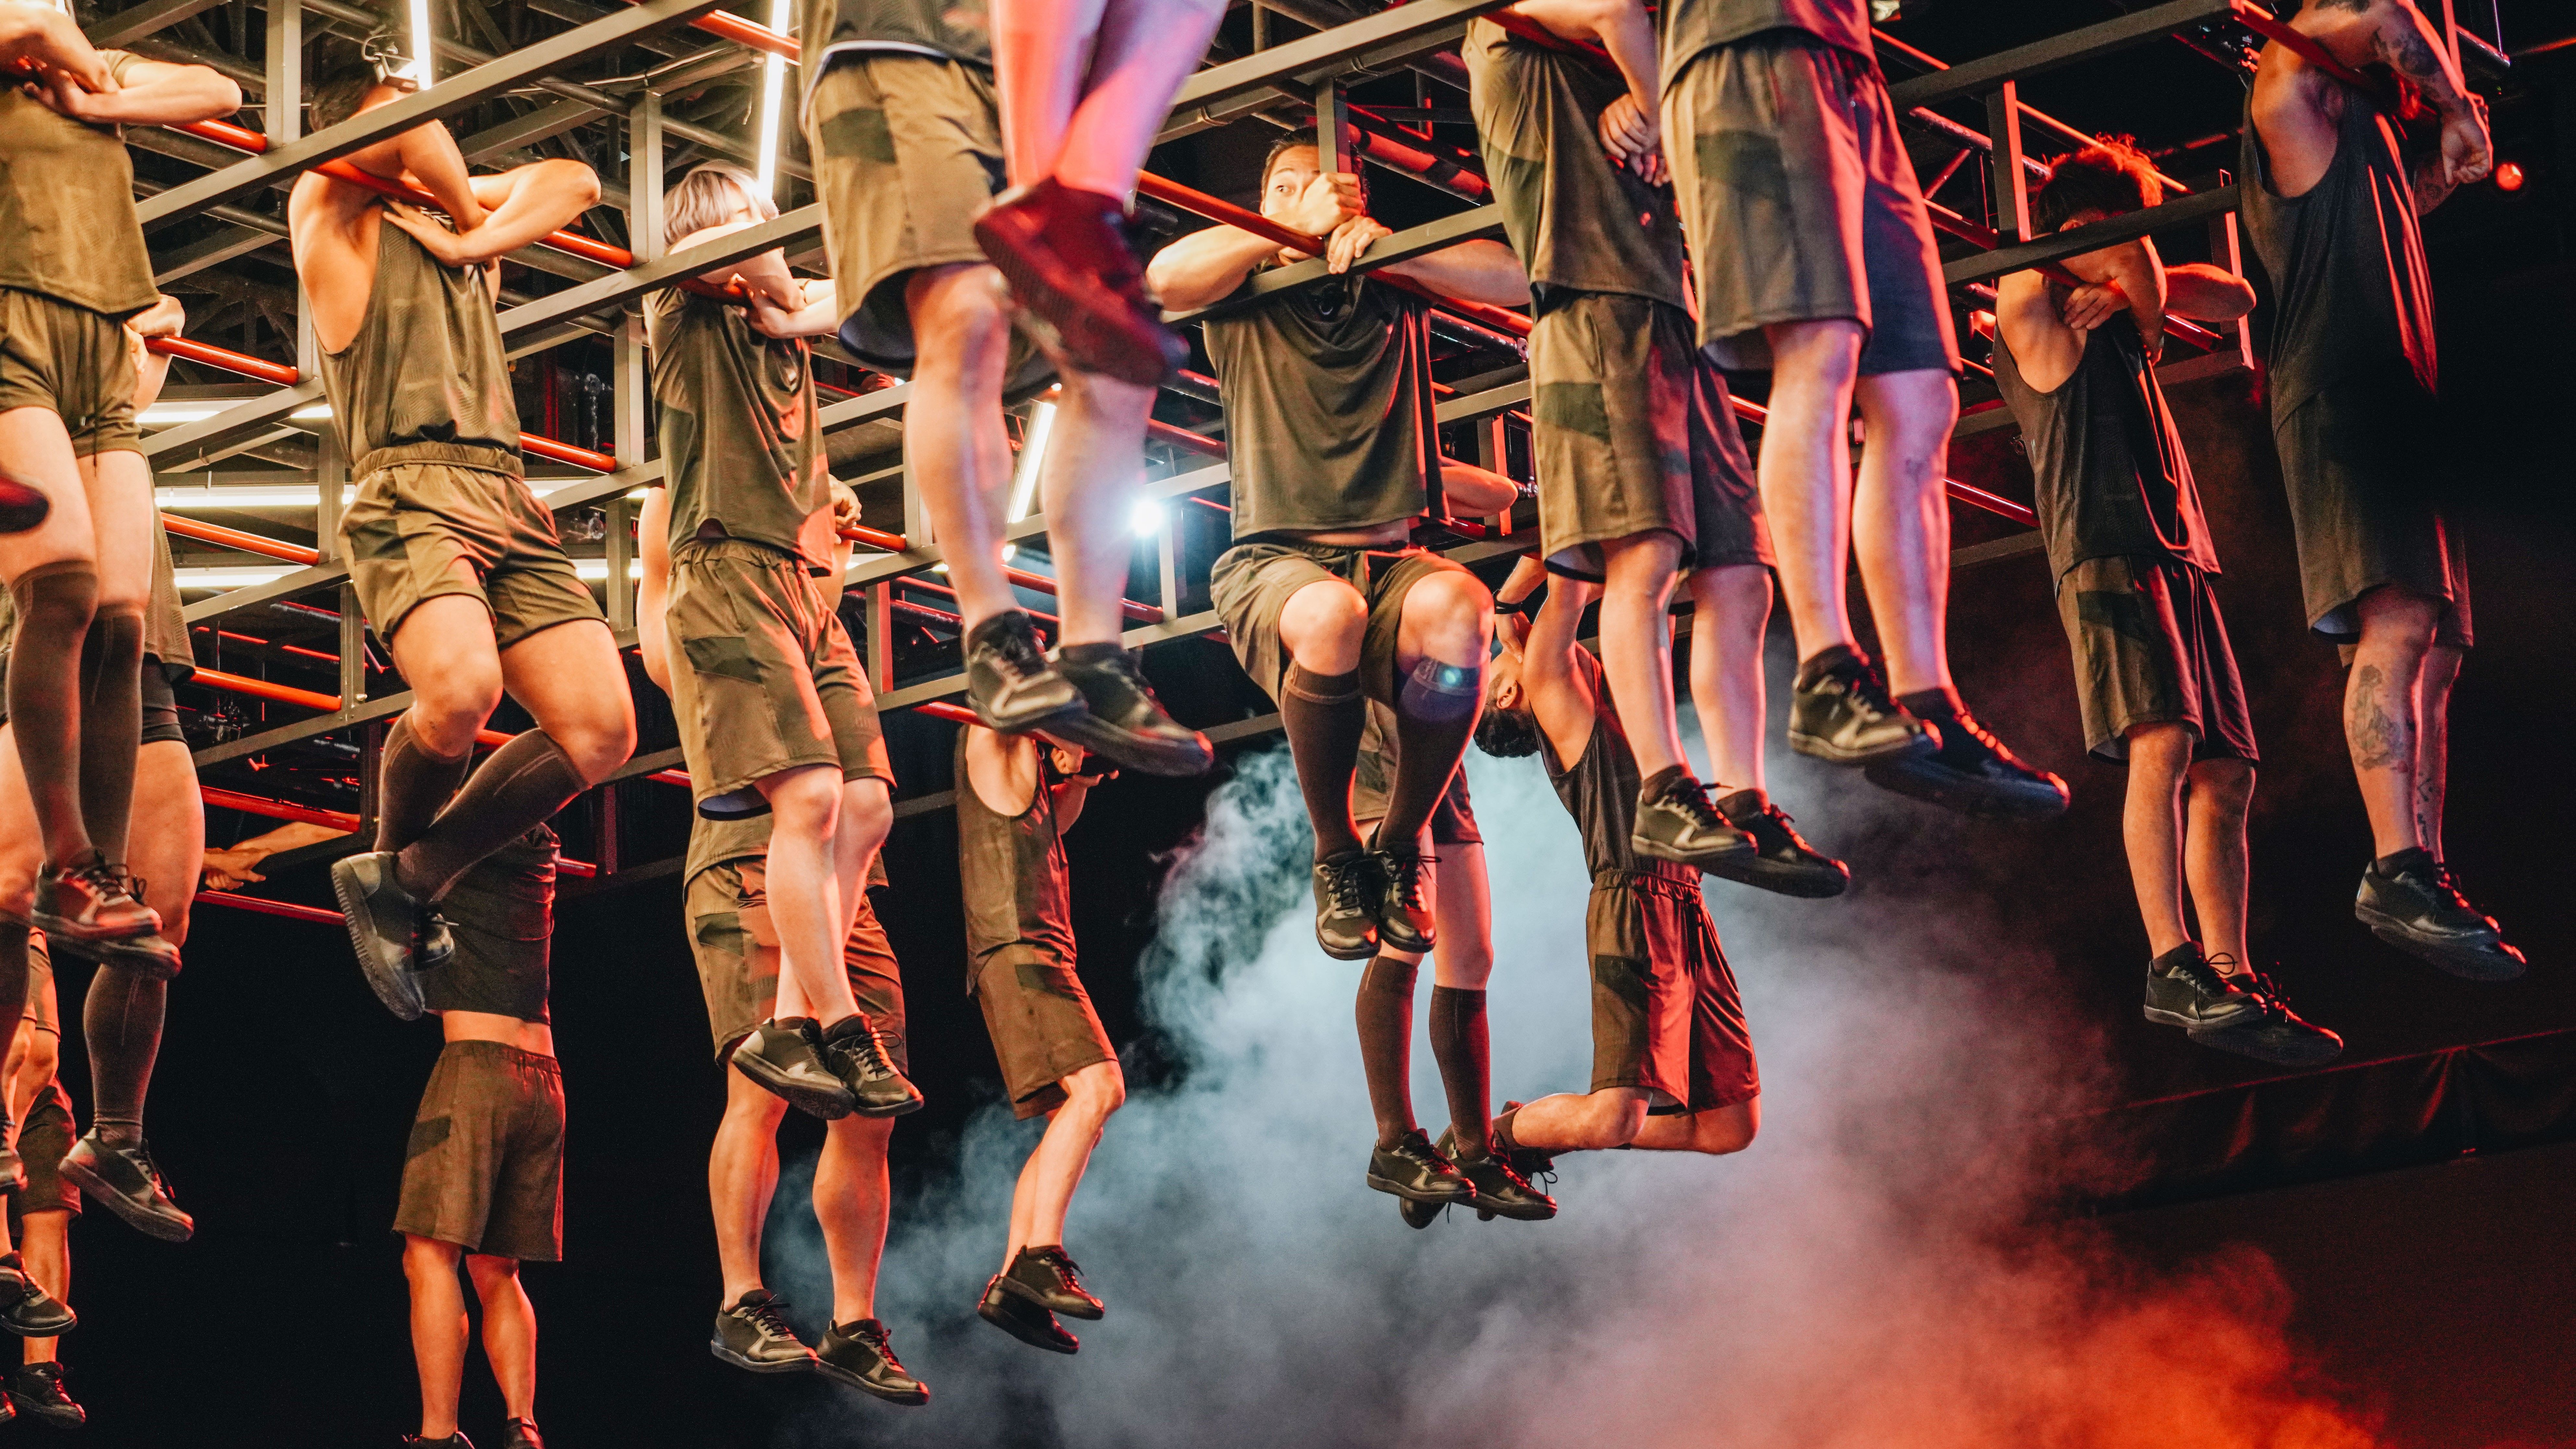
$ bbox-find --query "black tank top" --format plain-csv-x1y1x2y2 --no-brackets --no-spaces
1992,317,2221,581
2240,84,2438,420
419,826,557,1024
954,731,1076,988
1536,651,1698,886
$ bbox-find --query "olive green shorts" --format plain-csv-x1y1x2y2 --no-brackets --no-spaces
668,538,889,818
342,461,603,650
2058,554,2259,766
0,288,140,458
1587,869,1759,1113
1530,290,1772,579
1210,540,1478,710
684,851,908,1066
806,54,1044,391
1351,701,1481,846
972,946,1115,1121
393,1041,565,1262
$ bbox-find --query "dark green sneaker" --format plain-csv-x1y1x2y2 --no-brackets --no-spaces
817,1317,931,1403
2142,944,2342,1067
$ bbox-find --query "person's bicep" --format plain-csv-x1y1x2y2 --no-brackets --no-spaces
1438,460,1521,514
2162,263,2255,321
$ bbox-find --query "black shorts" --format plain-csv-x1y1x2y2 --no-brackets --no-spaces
393,1041,566,1262
141,654,183,745
2273,371,2472,648
1586,868,1759,1112
1211,539,1478,712
971,947,1117,1121
2057,555,2258,765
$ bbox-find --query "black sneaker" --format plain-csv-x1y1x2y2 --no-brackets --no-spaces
1786,647,1937,765
1630,775,1756,873
0,1110,22,1196
1709,787,1850,897
0,1253,71,1337
1436,1126,1556,1222
402,1435,472,1447
329,851,455,1020
817,1016,925,1118
2354,850,2525,982
2141,943,2343,1067
1864,692,2068,820
963,610,1084,734
1368,845,1436,955
816,1317,931,1403
998,1244,1103,1320
1398,1195,1444,1230
1047,643,1213,777
1364,1127,1475,1206
30,855,159,957
58,1131,192,1241
709,1289,818,1374
1312,852,1380,961
729,1019,857,1120
978,1274,1080,1354
502,1419,543,1449
9,1362,83,1428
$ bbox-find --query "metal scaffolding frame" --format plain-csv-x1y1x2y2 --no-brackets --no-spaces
100,0,2468,900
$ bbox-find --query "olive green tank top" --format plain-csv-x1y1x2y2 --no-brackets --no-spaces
1537,650,1697,885
1463,20,1686,311
0,513,193,675
646,288,835,567
1661,0,1873,88
418,825,557,1024
0,50,158,319
954,730,1075,989
316,217,523,480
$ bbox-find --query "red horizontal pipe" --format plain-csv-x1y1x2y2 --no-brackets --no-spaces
163,515,322,565
645,769,691,787
202,784,360,831
904,576,1059,628
690,8,797,58
148,336,299,386
2226,1,2388,99
197,890,344,925
520,433,619,472
1146,418,1225,457
916,701,977,726
838,524,909,552
192,666,338,712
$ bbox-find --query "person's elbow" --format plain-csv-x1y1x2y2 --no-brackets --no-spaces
542,159,605,211
1143,255,1207,312
194,70,246,117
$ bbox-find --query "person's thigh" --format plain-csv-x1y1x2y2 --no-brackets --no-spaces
126,740,202,944
1212,545,1347,702
497,618,631,753
77,449,155,608
388,592,506,718
0,407,96,583
0,723,41,917
1380,554,1487,689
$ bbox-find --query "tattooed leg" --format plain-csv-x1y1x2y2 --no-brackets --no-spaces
2347,587,2440,859
2418,643,2462,860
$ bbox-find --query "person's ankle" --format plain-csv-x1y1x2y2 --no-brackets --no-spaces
1638,764,1692,802
1896,685,1961,720
1794,642,1865,687
92,1122,141,1150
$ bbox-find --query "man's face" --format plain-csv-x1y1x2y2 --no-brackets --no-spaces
1261,147,1320,223
1484,644,1525,716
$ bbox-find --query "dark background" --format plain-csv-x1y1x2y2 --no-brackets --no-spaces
41,3,2576,1445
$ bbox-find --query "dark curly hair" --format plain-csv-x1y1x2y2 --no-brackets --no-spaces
1474,703,1542,759
2031,135,2162,233
309,62,392,133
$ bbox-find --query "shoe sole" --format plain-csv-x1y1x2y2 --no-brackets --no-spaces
974,215,1180,389
978,1297,1080,1356
1040,710,1214,778
994,1273,1105,1321
1861,758,2069,821
5,1394,81,1430
1317,931,1379,962
0,1302,75,1338
1364,1171,1476,1207
1631,834,1757,873
1704,856,1850,899
94,934,181,979
2355,906,2527,982
57,1155,190,1243
2142,1007,2346,1068
848,1089,926,1119
1374,924,1434,955
708,1340,817,1375
969,677,1089,737
329,856,426,1021
728,1051,857,1121
1787,723,1938,767
814,1355,935,1402
1399,1197,1441,1230
1465,1191,1558,1222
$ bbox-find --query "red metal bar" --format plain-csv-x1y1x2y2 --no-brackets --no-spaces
1002,562,1163,624
162,515,323,565
916,701,977,726
201,785,361,831
2226,0,2390,100
196,891,345,925
520,433,619,472
148,336,299,386
1146,418,1226,457
837,523,909,552
192,666,339,712
691,7,796,58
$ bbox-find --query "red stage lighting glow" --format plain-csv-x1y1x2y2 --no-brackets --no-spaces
2495,160,2526,192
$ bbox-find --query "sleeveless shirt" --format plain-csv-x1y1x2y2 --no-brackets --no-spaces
316,217,523,480
419,826,557,1024
1993,316,2222,581
1662,0,1873,87
954,731,1076,987
0,50,157,318
799,0,993,83
1536,650,1698,886
646,289,835,566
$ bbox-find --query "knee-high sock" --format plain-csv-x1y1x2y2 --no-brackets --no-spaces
1382,657,1481,849
77,608,145,865
86,965,164,1145
7,564,98,866
1427,985,1492,1159
0,921,28,1127
1282,665,1366,862
375,715,473,854
1354,955,1418,1149
393,731,586,902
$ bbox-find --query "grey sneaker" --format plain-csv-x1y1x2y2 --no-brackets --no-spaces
2142,944,2342,1067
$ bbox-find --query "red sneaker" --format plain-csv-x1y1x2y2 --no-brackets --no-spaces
974,179,1186,387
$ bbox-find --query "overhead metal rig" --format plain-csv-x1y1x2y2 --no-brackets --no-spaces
102,0,2500,909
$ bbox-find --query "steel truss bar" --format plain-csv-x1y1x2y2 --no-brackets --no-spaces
1884,0,2239,112
1942,186,2240,286
1161,0,1519,142
91,0,233,45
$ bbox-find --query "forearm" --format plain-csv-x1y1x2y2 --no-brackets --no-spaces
1438,459,1522,514
2373,1,2473,115
2162,263,2254,322
1595,2,1660,112
396,124,485,229
1146,228,1285,311
760,281,842,337
72,68,242,126
447,161,600,262
1496,555,1548,607
1382,240,1529,307
1050,783,1091,831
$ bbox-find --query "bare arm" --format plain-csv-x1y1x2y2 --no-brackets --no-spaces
201,819,348,889
0,8,112,91
669,221,802,307
30,53,238,127
1438,459,1522,514
1047,746,1106,831
2261,0,2488,207
2062,236,2166,357
1993,269,2086,395
751,278,842,339
1506,0,1664,183
329,118,485,232
1519,574,1599,768
126,295,185,412
2161,262,2254,322
636,484,674,694
384,158,600,266
1146,171,1363,310
1378,236,1530,308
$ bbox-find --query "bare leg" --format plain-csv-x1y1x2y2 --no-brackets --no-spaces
496,619,638,787
1503,1087,1649,1153
381,594,506,762
710,1068,791,1308
2418,643,2461,858
1684,564,1773,790
813,1114,895,1325
992,0,1227,194
1850,368,1959,698
17,1209,66,1364
2122,724,2195,961
1278,578,1370,860
2346,587,2439,859
2183,758,2256,974
1753,322,1862,664
834,779,892,941
0,408,103,868
402,1235,468,1441
84,738,200,1144
466,1255,536,1424
1427,841,1493,992
1005,1061,1124,1261
1036,368,1154,648
904,265,1020,629
755,765,861,1026
1628,1097,1759,1155
1593,534,1687,780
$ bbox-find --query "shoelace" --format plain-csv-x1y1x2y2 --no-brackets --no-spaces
64,858,138,903
1830,659,1904,717
1381,852,1430,913
127,1141,178,1202
834,1025,901,1081
843,1319,904,1365
1035,1248,1086,1287
1661,779,1732,837
2418,860,2500,923
739,1295,801,1340
2203,955,2301,1026
1321,856,1375,916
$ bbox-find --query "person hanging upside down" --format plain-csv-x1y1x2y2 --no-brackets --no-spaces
1146,135,1525,965
1473,568,1761,1185
1990,140,2340,1068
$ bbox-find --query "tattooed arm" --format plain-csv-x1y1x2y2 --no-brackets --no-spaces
2257,0,2489,208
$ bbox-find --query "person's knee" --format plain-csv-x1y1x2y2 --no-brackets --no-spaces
1057,368,1155,429
1279,581,1369,669
553,702,637,785
403,1235,461,1281
1063,1061,1126,1117
410,663,505,753
761,764,843,835
22,1032,58,1087
2355,586,2440,657
908,266,1013,371
840,778,893,852
823,1111,895,1155
2192,757,2256,812
1580,1091,1649,1148
1403,572,1493,661
9,563,97,636
464,1254,522,1294
2126,722,2194,777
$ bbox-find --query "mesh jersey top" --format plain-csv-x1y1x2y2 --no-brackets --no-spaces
953,731,1076,986
1993,315,2222,581
0,49,158,318
646,288,836,567
316,216,523,480
1661,0,1874,88
419,825,558,1024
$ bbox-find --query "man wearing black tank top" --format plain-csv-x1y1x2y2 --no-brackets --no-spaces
289,69,636,1020
2243,0,2521,981
1991,143,2339,1068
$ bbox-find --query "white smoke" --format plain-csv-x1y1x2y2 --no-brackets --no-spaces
766,735,2381,1449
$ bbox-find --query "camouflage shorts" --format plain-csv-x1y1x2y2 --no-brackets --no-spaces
342,461,603,649
0,288,140,458
685,851,907,1066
